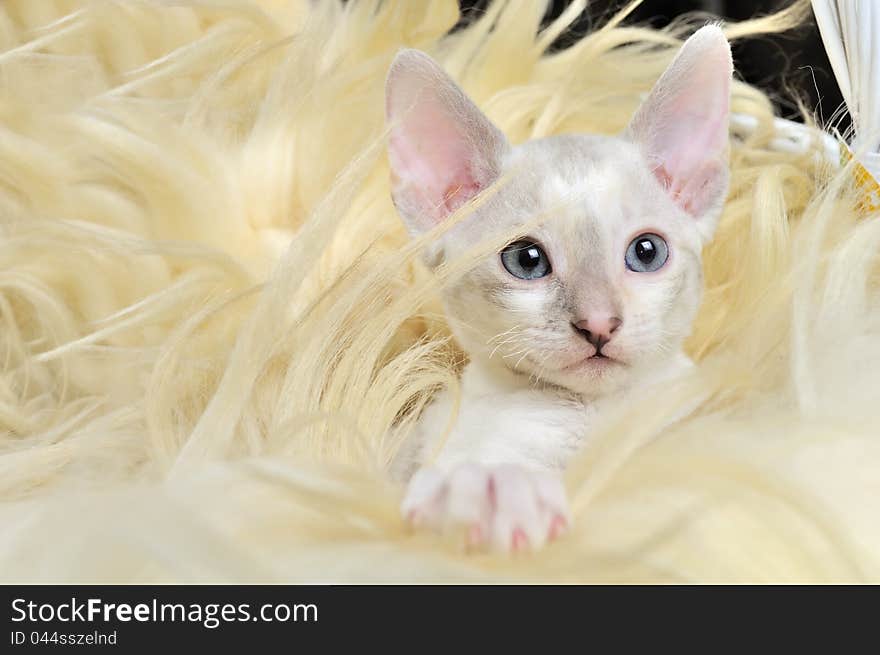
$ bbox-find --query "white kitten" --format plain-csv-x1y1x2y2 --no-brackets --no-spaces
386,26,732,552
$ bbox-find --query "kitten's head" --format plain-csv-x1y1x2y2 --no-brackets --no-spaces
386,26,732,396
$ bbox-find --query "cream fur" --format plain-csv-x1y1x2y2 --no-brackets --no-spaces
1,0,879,582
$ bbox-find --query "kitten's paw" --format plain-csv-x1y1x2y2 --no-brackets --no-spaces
401,463,569,553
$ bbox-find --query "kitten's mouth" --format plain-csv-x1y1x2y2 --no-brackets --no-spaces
561,352,623,372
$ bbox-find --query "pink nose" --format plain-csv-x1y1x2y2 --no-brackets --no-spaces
572,316,622,350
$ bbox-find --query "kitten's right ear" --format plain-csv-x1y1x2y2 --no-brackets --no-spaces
625,25,732,241
385,49,509,236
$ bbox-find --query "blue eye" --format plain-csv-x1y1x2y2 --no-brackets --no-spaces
501,240,551,280
625,233,668,272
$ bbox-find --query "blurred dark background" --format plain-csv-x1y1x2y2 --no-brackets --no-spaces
457,0,849,131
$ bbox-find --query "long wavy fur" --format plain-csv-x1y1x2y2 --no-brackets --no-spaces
1,0,878,582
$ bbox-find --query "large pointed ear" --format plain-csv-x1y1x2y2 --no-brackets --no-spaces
385,49,510,236
626,25,732,240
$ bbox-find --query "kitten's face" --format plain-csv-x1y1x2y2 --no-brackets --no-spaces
386,27,732,396
441,137,706,395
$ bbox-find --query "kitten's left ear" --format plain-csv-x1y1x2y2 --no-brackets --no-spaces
626,25,732,241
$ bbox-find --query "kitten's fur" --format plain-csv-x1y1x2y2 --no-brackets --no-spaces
386,26,732,552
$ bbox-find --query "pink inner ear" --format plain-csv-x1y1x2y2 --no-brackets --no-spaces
628,26,732,219
386,50,508,232
647,87,729,216
656,162,721,216
442,179,483,213
389,99,487,220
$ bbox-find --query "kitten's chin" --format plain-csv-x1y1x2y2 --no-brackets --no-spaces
524,355,631,396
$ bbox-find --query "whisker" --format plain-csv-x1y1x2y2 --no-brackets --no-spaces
487,324,522,343
513,348,534,370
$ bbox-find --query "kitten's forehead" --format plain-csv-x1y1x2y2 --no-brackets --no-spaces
512,135,656,219
503,134,664,272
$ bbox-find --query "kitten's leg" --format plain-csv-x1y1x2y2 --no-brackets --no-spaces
401,463,569,552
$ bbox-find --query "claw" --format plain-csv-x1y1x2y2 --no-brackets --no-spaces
511,527,529,552
548,514,568,541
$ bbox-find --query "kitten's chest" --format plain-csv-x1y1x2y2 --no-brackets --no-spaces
413,371,598,473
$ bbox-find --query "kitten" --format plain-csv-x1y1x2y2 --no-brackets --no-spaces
386,26,732,552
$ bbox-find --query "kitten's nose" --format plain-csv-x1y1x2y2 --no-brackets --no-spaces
572,316,622,351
